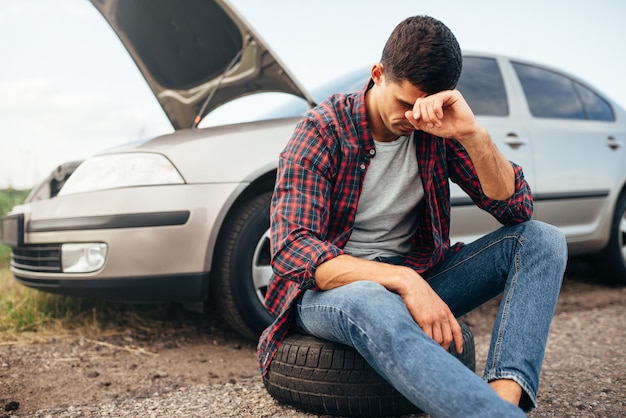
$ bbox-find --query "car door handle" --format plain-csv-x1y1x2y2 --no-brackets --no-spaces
503,133,527,148
607,136,622,150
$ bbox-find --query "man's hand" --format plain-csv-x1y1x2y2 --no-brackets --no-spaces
404,89,481,144
405,89,516,200
398,271,464,354
316,255,464,353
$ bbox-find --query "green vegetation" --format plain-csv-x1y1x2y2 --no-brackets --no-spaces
0,188,29,267
0,189,207,342
0,266,204,341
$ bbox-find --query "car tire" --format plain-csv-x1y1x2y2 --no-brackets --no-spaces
212,192,275,340
263,323,475,417
597,192,626,284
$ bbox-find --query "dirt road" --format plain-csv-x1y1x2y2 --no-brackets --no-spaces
1,259,624,417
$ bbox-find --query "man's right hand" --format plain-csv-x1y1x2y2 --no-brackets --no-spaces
315,254,464,353
398,271,464,354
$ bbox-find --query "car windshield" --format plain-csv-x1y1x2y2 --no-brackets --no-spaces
262,68,370,119
200,67,370,127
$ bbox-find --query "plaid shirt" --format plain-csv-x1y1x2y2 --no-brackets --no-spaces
257,82,533,375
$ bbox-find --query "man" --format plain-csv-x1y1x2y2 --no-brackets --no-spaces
258,15,567,417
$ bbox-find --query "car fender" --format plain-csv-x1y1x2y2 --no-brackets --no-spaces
202,164,277,272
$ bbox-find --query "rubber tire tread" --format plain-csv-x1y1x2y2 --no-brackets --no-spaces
213,192,274,340
597,192,626,284
263,323,475,417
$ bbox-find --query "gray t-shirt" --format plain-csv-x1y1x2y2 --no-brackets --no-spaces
343,133,424,260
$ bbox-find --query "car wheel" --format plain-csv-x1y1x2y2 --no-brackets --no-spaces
263,323,475,417
597,192,626,284
213,192,275,340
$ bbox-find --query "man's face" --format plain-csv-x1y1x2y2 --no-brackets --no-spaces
368,64,429,141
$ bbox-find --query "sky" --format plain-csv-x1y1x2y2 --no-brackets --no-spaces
1,0,625,189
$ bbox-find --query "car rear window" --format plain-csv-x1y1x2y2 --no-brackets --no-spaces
512,62,614,121
457,57,508,116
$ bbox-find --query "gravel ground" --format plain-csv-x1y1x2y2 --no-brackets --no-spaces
1,261,625,417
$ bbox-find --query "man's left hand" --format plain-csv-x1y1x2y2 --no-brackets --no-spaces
405,89,481,143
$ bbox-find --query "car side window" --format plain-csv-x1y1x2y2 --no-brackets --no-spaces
457,57,508,116
574,82,614,121
512,62,614,121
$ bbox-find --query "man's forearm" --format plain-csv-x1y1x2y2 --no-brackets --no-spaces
458,126,515,200
315,254,418,293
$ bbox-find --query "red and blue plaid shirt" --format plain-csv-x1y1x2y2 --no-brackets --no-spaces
258,82,533,375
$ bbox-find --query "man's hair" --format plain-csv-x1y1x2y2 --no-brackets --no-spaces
381,15,462,94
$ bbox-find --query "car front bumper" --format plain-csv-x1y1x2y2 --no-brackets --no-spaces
2,182,241,302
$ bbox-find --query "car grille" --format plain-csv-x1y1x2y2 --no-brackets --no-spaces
11,244,62,273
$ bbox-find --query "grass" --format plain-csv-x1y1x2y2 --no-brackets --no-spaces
0,262,214,344
0,189,209,343
0,263,208,342
0,188,28,270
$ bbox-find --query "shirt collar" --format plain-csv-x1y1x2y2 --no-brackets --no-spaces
352,79,376,152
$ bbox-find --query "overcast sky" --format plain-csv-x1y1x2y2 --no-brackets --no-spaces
1,0,625,189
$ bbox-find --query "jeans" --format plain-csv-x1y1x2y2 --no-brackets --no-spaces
295,220,567,417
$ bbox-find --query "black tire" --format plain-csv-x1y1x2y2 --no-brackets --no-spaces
596,192,626,284
263,323,475,417
212,192,275,340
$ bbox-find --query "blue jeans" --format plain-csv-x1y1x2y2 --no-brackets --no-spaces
295,220,567,417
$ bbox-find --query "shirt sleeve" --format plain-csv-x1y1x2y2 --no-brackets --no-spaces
270,117,344,290
446,138,534,225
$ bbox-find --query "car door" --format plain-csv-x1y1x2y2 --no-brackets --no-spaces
449,55,535,244
510,61,622,240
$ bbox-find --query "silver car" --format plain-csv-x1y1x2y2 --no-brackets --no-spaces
2,0,626,340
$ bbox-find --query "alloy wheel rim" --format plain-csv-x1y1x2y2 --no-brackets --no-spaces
252,228,272,304
617,209,626,265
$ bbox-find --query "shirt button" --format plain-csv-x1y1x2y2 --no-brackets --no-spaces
360,163,366,170
369,148,376,156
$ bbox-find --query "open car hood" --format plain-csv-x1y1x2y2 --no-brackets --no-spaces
90,0,316,129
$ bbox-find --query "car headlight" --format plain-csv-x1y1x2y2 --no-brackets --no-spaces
58,153,185,195
62,243,108,273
